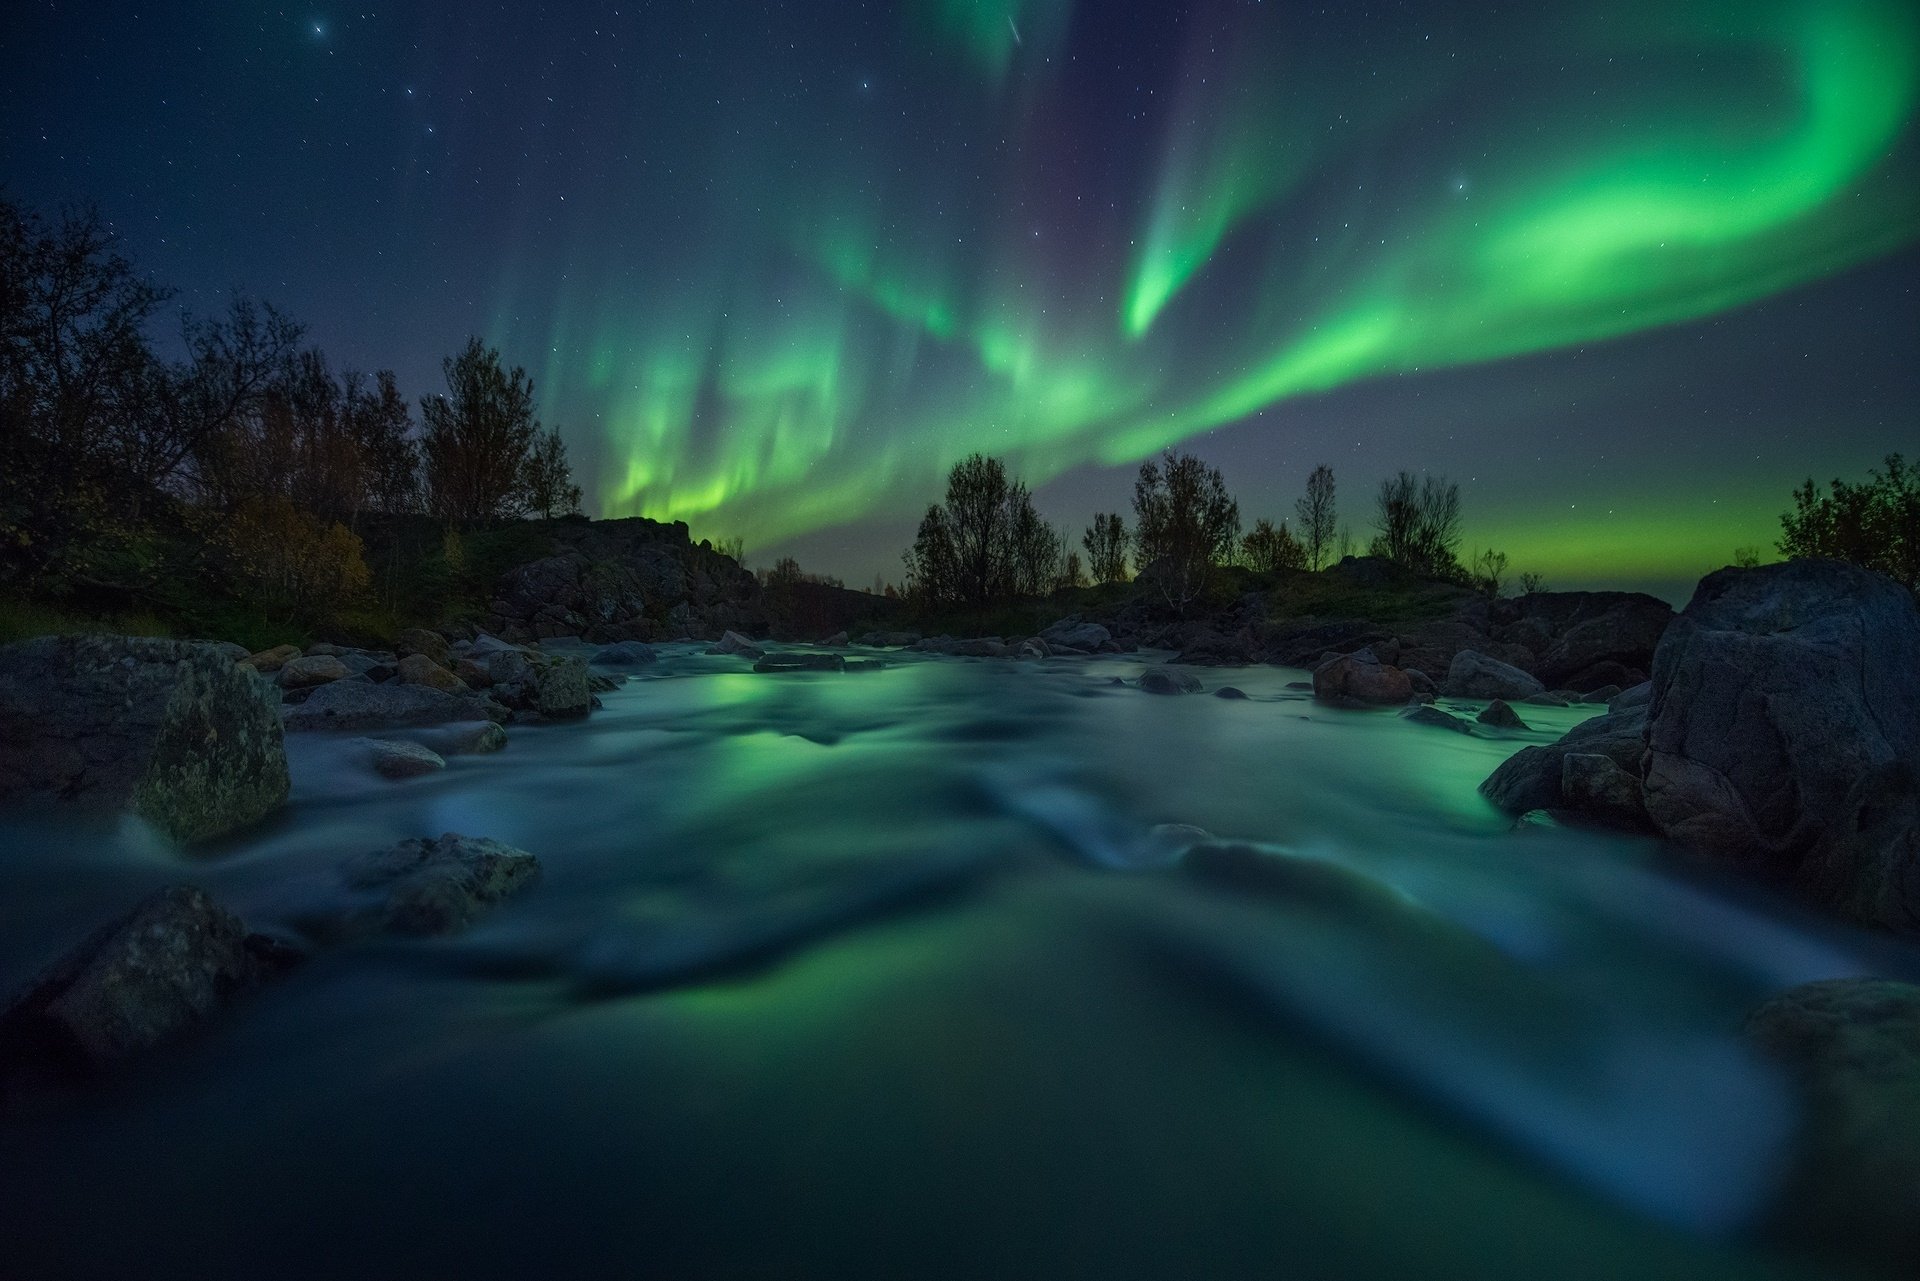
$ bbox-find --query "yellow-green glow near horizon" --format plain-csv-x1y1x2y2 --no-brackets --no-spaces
545,0,1918,576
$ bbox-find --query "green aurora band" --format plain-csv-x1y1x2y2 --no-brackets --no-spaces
522,0,1918,580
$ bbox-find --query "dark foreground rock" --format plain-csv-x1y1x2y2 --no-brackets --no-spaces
1402,704,1471,734
0,635,289,842
1480,562,1920,929
1476,699,1529,730
1642,561,1920,930
1745,978,1920,1271
0,887,287,1080
300,834,541,942
1139,668,1203,695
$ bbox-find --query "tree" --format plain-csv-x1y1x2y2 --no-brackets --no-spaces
420,337,540,523
520,426,582,520
902,453,1056,605
1294,464,1337,571
1778,454,1918,590
1132,449,1240,612
348,370,419,517
1469,547,1509,598
1082,512,1129,584
1060,550,1087,590
1242,517,1306,572
1369,471,1463,580
714,535,745,565
1732,546,1761,569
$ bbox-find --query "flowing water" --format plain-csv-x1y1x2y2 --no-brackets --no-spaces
2,646,1914,1279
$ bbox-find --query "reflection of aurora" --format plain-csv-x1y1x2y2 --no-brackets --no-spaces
530,0,1916,563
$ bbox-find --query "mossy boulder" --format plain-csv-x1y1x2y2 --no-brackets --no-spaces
0,635,289,843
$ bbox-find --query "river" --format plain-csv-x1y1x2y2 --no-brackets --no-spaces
1,645,1913,1279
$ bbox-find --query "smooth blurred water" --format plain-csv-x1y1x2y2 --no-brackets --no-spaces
1,645,1913,1280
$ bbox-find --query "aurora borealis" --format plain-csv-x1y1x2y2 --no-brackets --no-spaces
4,0,1917,594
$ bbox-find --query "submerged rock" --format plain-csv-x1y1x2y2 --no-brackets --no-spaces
1477,699,1529,730
1642,561,1920,930
1213,686,1248,700
0,886,284,1077
302,834,541,942
1401,704,1471,734
707,630,766,659
1745,978,1920,1270
1139,668,1203,695
1442,650,1545,702
0,635,289,843
591,640,657,666
357,738,447,779
753,652,846,673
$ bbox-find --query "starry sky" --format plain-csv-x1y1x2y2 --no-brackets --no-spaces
5,0,1917,600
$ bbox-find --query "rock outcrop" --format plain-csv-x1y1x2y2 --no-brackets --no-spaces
1480,562,1920,928
0,636,289,842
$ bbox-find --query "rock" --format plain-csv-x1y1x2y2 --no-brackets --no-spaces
1745,978,1920,1270
305,834,540,941
427,720,508,755
1477,699,1529,730
1560,753,1649,828
1583,683,1624,703
357,738,447,779
753,652,847,673
395,652,466,693
707,630,766,659
484,651,591,720
1401,704,1471,733
0,636,289,843
392,627,451,666
1480,702,1649,816
1015,638,1051,659
1284,680,1312,691
453,656,494,688
1518,591,1674,691
1524,692,1572,707
1642,561,1920,930
244,643,302,674
278,655,350,689
207,641,251,665
283,680,506,732
1041,620,1112,651
591,641,657,666
1139,668,1203,695
1442,650,1545,701
1214,686,1248,700
857,630,921,647
0,886,275,1075
1312,652,1413,706
304,642,347,657
1610,681,1653,711
822,631,849,647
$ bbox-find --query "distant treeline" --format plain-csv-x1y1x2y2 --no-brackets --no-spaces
900,449,1539,613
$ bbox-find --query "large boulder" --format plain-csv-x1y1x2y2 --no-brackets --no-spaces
0,886,280,1077
1745,978,1920,1270
1041,620,1111,651
1442,649,1545,701
0,636,289,843
283,680,506,732
1642,562,1920,930
591,641,657,666
707,629,766,659
1312,652,1413,706
392,627,451,666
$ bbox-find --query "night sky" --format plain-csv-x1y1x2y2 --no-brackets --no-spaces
5,0,1917,599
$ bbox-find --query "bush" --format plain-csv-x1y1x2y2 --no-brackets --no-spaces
214,496,371,624
1779,453,1917,590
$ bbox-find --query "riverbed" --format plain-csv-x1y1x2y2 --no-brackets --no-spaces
1,646,1913,1279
